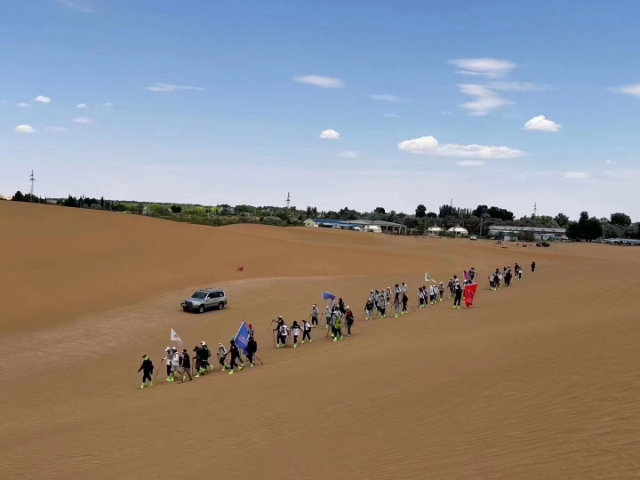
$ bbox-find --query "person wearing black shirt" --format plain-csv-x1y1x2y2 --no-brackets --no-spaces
402,293,409,315
227,339,243,375
246,336,258,367
138,355,154,389
179,348,192,382
345,307,354,336
531,261,536,275
453,276,462,309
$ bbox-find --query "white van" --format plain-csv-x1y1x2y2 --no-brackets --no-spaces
364,226,382,233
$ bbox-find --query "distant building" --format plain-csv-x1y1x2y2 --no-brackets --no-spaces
447,225,469,237
427,226,443,236
487,225,566,241
305,218,407,234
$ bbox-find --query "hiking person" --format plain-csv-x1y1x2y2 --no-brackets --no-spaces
310,304,319,328
338,298,346,314
402,292,409,314
138,355,154,389
292,321,301,348
324,307,332,329
179,348,192,382
302,319,312,344
469,267,476,282
447,279,454,298
428,284,435,305
345,306,354,336
247,323,255,339
394,294,401,318
192,345,202,375
278,321,289,348
201,341,213,371
385,287,391,304
171,347,180,380
418,287,425,309
495,270,502,290
402,282,408,296
394,283,401,302
333,311,343,341
531,261,536,275
376,292,386,318
217,343,228,372
453,276,462,309
227,339,243,375
439,282,445,301
246,336,258,367
161,347,174,382
365,297,374,320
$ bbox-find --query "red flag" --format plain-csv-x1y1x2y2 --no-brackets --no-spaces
237,266,244,272
464,283,477,307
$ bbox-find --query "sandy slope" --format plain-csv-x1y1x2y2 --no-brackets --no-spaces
1,202,639,479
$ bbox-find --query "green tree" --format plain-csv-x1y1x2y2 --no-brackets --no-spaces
170,204,182,213
566,221,580,240
374,207,386,215
610,212,631,226
554,213,569,227
415,204,426,218
12,191,25,202
100,196,105,209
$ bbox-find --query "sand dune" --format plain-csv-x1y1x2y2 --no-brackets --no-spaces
1,201,639,479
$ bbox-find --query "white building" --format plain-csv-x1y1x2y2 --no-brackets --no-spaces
447,225,469,237
427,226,443,236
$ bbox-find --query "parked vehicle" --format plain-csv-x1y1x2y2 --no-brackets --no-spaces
470,236,477,241
181,288,227,313
364,226,382,233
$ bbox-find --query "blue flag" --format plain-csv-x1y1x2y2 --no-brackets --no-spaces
322,291,336,300
234,321,250,355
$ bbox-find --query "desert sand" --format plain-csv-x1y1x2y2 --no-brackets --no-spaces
1,201,639,479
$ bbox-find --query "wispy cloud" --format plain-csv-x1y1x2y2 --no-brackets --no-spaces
384,113,400,118
456,160,486,166
336,150,357,158
15,124,38,134
17,102,30,108
77,103,87,108
524,115,561,132
57,0,95,13
398,135,523,159
458,84,511,116
73,117,91,123
33,95,52,103
610,84,640,97
44,126,68,132
103,102,113,107
145,83,206,92
564,172,587,179
293,75,345,89
319,129,340,140
488,81,548,92
449,58,516,78
370,94,398,102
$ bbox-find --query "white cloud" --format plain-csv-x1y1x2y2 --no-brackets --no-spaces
456,160,486,166
103,102,113,107
605,160,614,165
44,126,68,132
336,150,357,158
610,84,640,97
293,75,345,89
77,103,87,108
319,129,340,140
458,84,511,115
488,81,547,92
398,135,523,159
33,95,52,103
15,124,38,134
17,102,30,108
564,172,587,179
371,94,398,102
523,115,561,132
384,113,400,118
145,83,206,92
449,58,516,78
73,117,91,123
57,0,95,12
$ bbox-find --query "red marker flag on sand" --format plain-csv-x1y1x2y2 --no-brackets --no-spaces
464,284,477,308
237,266,244,272
171,328,183,345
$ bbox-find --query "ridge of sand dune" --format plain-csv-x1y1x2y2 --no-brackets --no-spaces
2,202,640,479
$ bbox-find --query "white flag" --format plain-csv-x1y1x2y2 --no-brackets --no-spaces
170,328,183,345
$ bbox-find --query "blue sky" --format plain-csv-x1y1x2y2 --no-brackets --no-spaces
2,0,640,219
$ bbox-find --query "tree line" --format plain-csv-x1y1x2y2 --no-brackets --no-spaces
8,190,638,240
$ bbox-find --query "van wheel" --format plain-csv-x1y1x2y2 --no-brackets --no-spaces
198,305,205,314
218,302,225,310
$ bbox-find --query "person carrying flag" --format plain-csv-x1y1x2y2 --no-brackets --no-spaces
138,354,154,389
170,347,180,380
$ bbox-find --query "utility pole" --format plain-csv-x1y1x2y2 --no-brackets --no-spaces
29,170,35,202
286,192,291,209
533,202,537,217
